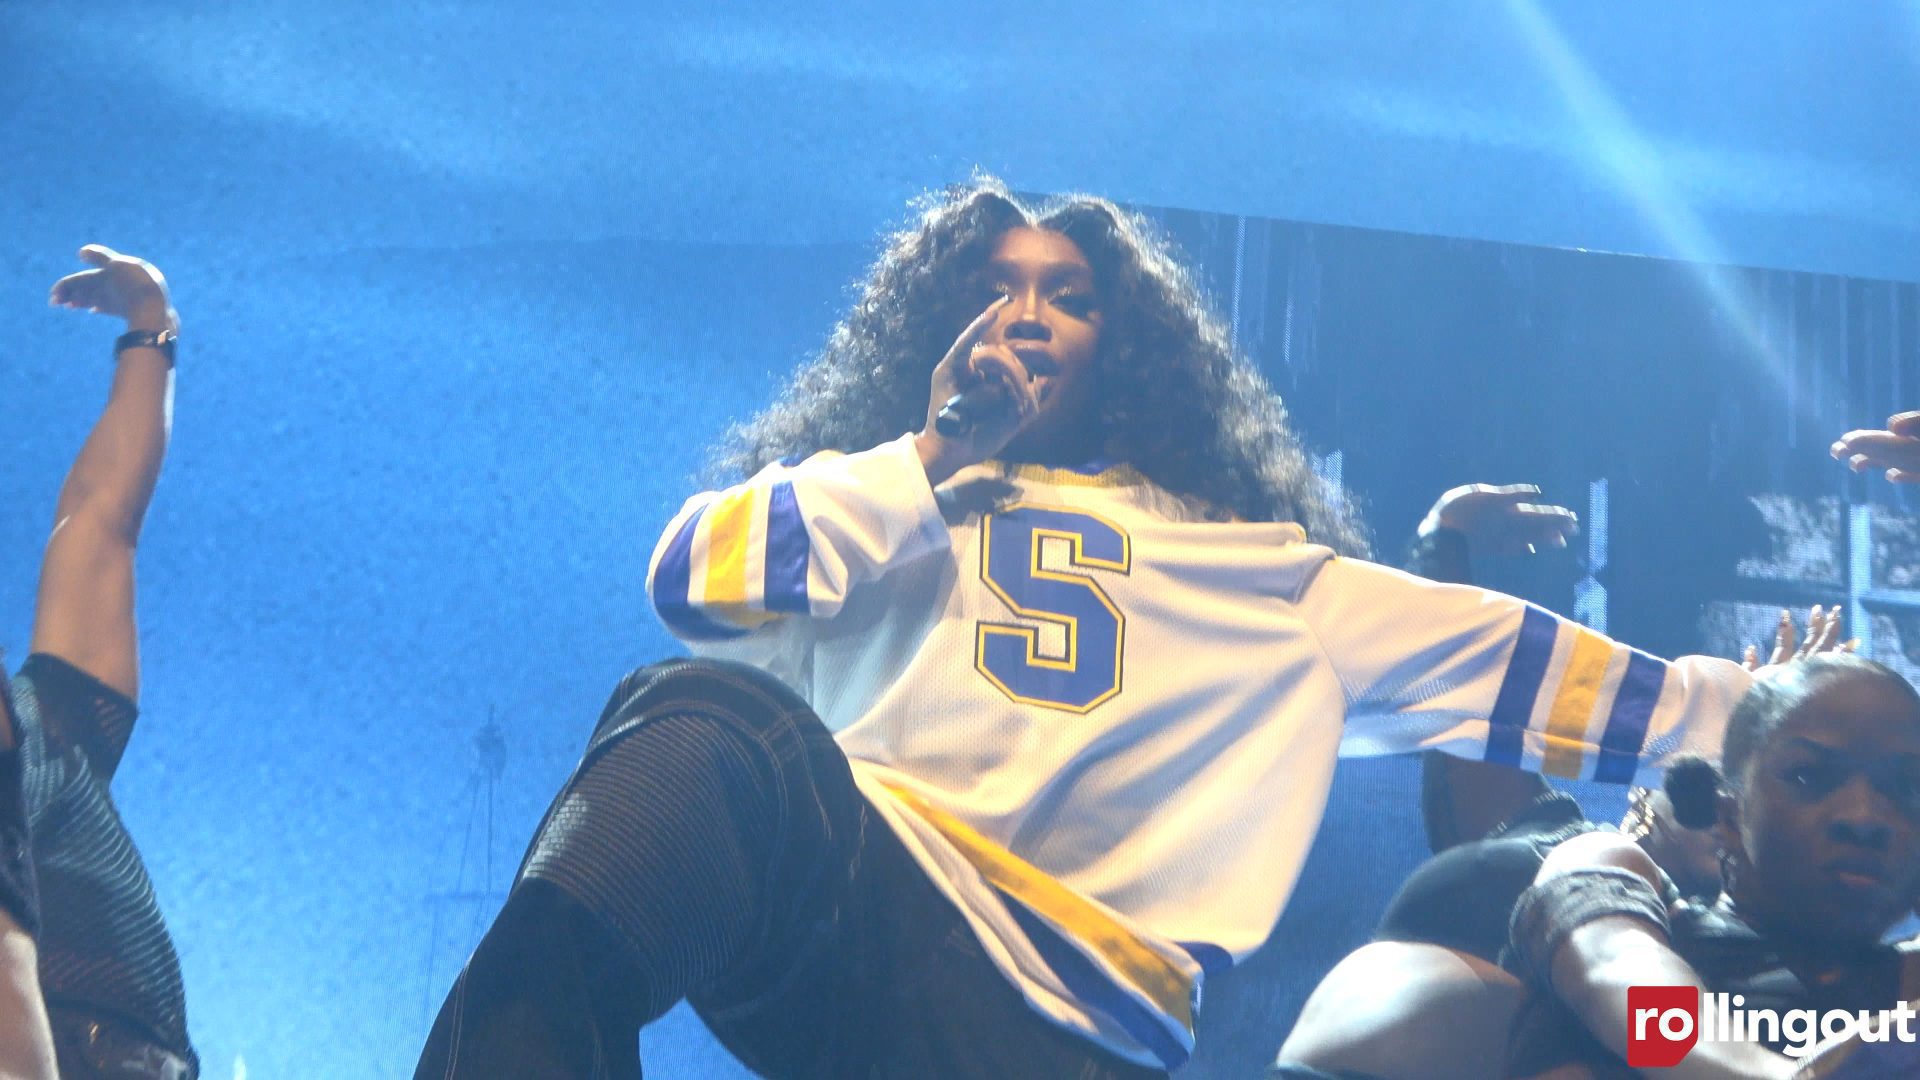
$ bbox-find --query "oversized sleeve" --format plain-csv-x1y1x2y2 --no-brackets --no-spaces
1294,555,1752,784
646,434,951,643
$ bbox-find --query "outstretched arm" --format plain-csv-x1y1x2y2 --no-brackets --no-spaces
31,246,178,702
1305,549,1752,785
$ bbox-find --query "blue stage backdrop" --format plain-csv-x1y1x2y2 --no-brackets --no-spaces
4,3,1917,1077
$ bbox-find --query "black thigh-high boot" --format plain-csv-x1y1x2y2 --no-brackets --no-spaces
414,658,864,1080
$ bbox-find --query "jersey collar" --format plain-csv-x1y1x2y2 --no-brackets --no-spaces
998,458,1148,489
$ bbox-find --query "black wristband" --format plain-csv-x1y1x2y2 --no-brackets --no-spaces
1509,866,1670,988
114,328,178,366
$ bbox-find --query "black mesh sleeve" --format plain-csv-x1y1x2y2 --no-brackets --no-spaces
8,657,195,1070
19,653,139,782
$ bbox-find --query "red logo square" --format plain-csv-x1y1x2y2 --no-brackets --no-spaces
1627,985,1700,1068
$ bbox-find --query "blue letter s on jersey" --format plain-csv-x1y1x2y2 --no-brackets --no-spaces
976,504,1130,712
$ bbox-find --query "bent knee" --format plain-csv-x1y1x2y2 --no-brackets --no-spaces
595,658,813,740
1280,941,1523,1080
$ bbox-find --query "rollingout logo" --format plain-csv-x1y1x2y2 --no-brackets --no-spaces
1627,986,1920,1066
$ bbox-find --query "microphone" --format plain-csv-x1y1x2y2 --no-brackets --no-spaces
934,382,1012,437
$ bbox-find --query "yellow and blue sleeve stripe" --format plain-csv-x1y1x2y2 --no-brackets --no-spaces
651,480,813,641
1486,605,1665,783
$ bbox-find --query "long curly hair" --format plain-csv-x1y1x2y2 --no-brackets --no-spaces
710,176,1370,556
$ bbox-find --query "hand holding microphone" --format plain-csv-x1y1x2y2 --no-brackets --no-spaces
916,297,1040,486
935,374,1013,437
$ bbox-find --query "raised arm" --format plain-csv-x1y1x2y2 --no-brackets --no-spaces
1413,482,1578,563
31,246,177,702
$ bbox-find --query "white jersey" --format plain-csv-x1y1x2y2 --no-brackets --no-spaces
646,434,1753,1069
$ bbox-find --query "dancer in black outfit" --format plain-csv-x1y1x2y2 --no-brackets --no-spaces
4,247,198,1079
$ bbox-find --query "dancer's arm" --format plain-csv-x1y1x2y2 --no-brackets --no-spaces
32,246,177,703
0,925,55,1080
1833,411,1920,483
1522,832,1794,1080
